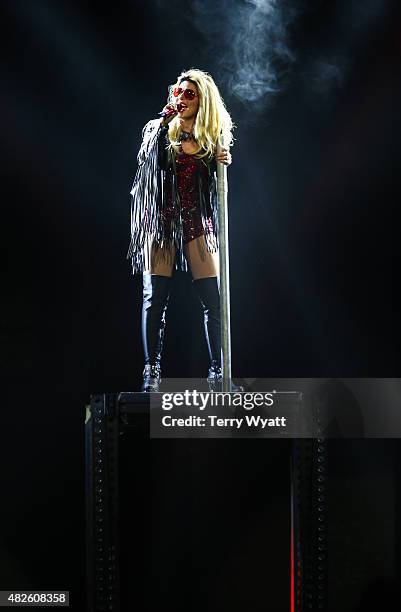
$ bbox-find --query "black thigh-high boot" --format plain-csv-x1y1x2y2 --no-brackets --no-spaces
193,277,222,384
141,274,171,392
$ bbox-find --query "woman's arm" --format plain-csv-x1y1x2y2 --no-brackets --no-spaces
136,103,177,170
136,119,164,166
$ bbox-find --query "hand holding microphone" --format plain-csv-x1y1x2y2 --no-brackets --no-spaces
159,103,178,127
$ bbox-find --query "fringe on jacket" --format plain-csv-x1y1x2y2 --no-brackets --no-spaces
126,119,219,274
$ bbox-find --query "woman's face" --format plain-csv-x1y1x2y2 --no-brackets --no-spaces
175,80,199,120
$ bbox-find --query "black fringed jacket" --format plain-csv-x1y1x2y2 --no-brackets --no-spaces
127,119,219,273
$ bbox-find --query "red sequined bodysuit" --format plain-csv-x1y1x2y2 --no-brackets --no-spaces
163,152,214,244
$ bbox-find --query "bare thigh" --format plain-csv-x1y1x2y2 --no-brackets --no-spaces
143,239,176,277
184,235,219,280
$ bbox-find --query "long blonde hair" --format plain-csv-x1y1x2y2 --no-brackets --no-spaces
167,68,234,159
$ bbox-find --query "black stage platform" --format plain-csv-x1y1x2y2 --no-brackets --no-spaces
86,392,401,612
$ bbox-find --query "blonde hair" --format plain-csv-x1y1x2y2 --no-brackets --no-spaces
167,68,234,159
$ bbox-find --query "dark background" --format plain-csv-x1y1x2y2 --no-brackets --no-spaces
1,0,400,609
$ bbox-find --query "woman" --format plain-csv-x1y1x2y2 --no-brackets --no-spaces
127,68,233,392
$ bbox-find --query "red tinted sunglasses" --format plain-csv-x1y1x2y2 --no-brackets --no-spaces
173,87,197,100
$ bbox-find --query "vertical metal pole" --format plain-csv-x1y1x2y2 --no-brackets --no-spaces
216,136,232,391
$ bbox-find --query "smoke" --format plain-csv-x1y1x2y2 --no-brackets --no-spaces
190,0,298,107
155,0,393,109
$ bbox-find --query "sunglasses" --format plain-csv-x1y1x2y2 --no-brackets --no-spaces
172,87,197,100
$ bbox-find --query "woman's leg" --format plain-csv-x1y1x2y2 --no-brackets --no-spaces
143,239,176,277
184,235,219,280
141,240,175,391
185,236,222,382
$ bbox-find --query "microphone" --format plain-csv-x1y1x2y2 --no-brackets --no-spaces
158,103,184,117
